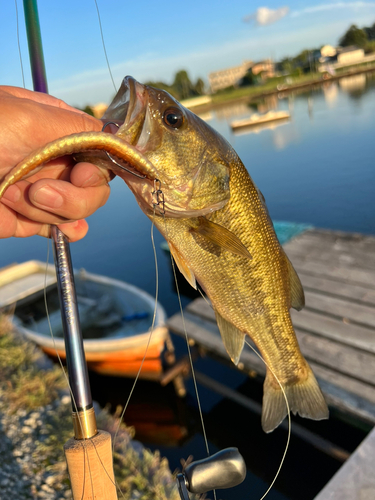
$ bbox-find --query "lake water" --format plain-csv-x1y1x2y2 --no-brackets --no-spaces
1,73,374,314
1,73,374,499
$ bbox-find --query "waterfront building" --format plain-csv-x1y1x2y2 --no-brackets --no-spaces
208,60,253,92
336,46,365,65
251,59,275,79
318,45,368,72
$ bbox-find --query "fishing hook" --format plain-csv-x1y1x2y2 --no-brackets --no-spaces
101,121,147,179
152,179,165,214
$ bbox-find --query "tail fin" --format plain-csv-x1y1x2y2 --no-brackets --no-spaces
261,366,329,433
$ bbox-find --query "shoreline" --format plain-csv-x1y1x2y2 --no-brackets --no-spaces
188,65,375,112
0,315,181,500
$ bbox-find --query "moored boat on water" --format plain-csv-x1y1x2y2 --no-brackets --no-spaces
230,110,290,131
0,260,173,381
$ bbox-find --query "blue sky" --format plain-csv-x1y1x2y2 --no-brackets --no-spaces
1,1,375,107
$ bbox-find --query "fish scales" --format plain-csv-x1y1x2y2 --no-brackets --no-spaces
0,76,328,432
154,155,304,382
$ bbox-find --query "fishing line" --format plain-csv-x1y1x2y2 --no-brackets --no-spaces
14,0,25,88
160,216,218,500
94,0,117,92
112,208,160,456
197,286,212,308
243,338,291,500
191,246,291,498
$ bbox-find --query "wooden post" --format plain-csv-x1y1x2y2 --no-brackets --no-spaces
64,431,118,500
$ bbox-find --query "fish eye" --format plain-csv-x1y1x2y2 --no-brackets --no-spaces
163,107,184,129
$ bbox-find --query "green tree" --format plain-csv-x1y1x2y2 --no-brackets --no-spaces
144,71,206,100
280,57,294,74
194,78,205,95
239,71,255,87
144,80,179,99
81,105,94,116
364,40,375,54
339,24,368,48
294,49,310,65
364,22,375,41
172,70,194,100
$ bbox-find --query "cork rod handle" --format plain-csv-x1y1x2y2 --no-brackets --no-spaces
64,430,118,500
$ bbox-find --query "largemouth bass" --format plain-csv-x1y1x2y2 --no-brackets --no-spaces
0,77,328,432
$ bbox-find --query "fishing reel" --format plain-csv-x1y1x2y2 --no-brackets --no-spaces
176,448,246,499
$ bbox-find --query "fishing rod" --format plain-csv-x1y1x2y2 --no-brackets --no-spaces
22,1,117,498
22,2,248,498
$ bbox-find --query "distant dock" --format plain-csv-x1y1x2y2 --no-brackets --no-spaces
230,110,290,131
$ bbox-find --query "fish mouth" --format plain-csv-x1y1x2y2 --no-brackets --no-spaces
102,76,137,129
101,76,157,181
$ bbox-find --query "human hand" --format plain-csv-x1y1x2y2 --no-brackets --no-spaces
0,86,112,241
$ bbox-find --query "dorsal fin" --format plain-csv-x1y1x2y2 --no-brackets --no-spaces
214,309,245,365
190,217,252,260
168,242,197,289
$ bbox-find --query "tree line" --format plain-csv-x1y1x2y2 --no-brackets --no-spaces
269,20,375,79
80,70,205,115
145,70,205,101
339,22,375,52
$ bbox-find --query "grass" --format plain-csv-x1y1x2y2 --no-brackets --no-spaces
0,314,65,413
211,73,322,104
210,65,375,105
0,314,193,499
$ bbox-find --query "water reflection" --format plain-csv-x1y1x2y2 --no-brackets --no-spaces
213,101,250,121
339,74,367,94
272,124,300,150
322,82,339,108
232,119,289,137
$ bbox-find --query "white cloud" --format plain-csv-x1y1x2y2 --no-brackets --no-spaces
244,6,290,26
291,1,375,17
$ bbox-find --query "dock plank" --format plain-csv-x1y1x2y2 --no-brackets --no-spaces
296,329,375,386
303,290,375,328
289,259,375,287
297,272,375,306
285,229,375,271
290,308,375,354
314,427,375,500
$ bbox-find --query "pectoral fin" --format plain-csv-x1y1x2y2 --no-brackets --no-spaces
168,242,197,289
191,217,252,259
215,309,245,365
284,253,305,311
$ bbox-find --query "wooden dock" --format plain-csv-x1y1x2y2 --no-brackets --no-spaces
315,425,375,499
168,228,375,425
167,227,375,495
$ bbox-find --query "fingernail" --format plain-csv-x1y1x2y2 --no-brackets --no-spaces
2,185,21,203
81,173,101,187
33,186,64,208
59,220,79,231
